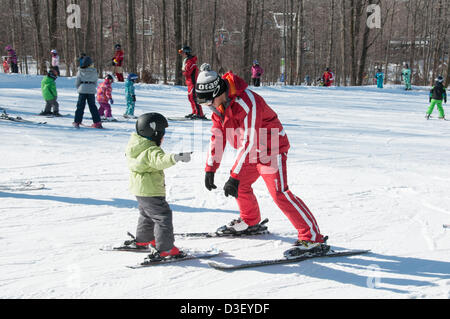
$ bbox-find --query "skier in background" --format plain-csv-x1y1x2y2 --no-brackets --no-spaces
196,65,328,255
112,44,124,82
5,45,18,73
97,74,116,122
40,67,61,117
322,67,334,87
50,49,60,76
2,57,9,73
402,64,412,91
426,76,447,120
124,73,138,119
120,112,192,261
251,60,264,87
73,56,103,129
375,69,384,89
178,46,206,120
78,53,86,67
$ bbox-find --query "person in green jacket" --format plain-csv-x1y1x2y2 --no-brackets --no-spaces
402,64,412,91
121,113,192,260
426,76,447,120
40,67,61,116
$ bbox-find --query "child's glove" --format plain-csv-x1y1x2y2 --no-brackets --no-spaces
132,95,136,102
223,177,240,198
109,99,114,105
174,152,192,163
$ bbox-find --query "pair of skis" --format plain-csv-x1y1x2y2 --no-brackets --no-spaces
103,219,369,270
1,110,47,125
0,181,45,192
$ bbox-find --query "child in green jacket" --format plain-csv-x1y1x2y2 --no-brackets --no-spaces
122,113,192,260
426,76,447,120
40,67,61,116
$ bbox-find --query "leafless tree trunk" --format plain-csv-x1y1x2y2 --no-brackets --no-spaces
340,0,346,85
296,0,304,84
161,0,168,84
99,0,104,77
127,0,137,73
49,0,57,50
326,0,335,68
242,0,252,83
18,0,28,74
30,0,47,75
84,0,93,55
174,0,183,85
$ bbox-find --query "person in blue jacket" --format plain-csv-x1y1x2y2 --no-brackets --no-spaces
124,73,138,119
375,69,384,89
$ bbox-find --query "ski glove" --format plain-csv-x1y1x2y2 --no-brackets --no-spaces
174,152,192,163
132,95,136,102
109,99,114,105
205,172,217,191
224,177,240,199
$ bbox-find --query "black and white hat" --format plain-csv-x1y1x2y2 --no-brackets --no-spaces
196,63,227,104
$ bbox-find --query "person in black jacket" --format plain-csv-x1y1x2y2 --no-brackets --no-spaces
426,76,447,120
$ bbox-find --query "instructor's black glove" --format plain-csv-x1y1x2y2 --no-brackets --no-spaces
224,177,240,199
132,95,136,102
205,172,217,191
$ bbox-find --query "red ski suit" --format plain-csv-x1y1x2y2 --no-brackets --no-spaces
206,72,324,242
113,50,124,82
322,71,334,87
182,55,204,116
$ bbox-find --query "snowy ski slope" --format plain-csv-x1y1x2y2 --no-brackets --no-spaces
0,73,449,299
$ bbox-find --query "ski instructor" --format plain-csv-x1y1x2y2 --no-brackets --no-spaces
197,64,327,252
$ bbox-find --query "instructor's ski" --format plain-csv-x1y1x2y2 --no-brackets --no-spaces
208,249,370,271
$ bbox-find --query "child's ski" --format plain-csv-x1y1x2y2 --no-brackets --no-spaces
127,249,223,269
208,249,370,271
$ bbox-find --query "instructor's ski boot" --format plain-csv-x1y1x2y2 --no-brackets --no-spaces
216,218,269,236
284,236,330,259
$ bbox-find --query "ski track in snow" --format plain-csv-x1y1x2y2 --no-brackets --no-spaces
0,73,449,299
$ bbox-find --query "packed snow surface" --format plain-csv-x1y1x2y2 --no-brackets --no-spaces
0,73,449,299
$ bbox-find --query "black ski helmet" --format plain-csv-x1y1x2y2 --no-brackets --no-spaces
105,74,114,82
80,56,93,68
136,113,169,145
178,46,192,55
436,75,444,83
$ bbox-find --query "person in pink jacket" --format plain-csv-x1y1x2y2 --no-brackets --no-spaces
251,60,264,87
97,74,115,121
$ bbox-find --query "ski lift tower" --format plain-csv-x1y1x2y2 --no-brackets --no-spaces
271,12,296,84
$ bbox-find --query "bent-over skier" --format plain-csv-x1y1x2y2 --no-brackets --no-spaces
196,64,328,255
